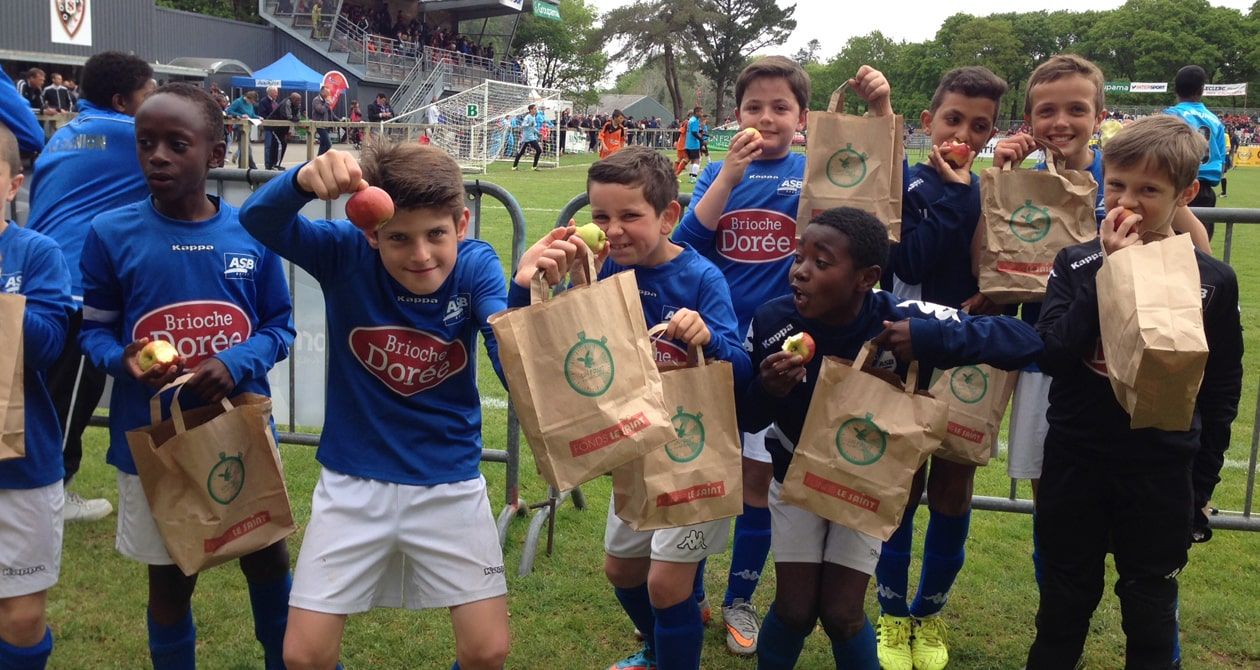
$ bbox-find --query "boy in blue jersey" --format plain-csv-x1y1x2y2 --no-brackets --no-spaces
509,146,750,670
26,52,157,524
683,107,703,182
0,125,74,670
742,207,1042,670
512,103,542,171
672,55,892,656
239,144,511,670
874,66,1008,670
1164,65,1228,238
78,84,295,670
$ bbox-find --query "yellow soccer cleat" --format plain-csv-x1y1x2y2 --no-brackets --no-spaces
876,613,914,670
911,615,950,670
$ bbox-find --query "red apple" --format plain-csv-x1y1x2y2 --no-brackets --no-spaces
1114,207,1136,232
941,141,971,169
346,186,395,233
781,332,816,363
137,340,178,372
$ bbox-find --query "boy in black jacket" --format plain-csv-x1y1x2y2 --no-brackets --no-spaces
1027,115,1243,669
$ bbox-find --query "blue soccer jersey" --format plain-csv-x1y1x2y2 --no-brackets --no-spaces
0,223,73,489
79,197,295,474
1165,101,1227,185
240,169,507,486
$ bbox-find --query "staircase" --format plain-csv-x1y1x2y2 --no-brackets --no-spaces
391,60,450,121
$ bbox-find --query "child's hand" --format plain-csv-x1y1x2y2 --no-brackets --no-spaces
514,225,578,288
183,358,236,404
992,133,1037,169
297,150,367,200
567,228,609,287
717,129,764,188
664,309,711,349
849,65,892,117
928,144,974,184
1101,207,1143,256
757,351,806,397
872,319,915,362
960,292,1002,316
122,338,185,389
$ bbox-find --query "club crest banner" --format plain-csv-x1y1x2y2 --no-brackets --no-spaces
51,0,92,46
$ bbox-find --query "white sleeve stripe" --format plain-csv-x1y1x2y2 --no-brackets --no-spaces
82,305,120,323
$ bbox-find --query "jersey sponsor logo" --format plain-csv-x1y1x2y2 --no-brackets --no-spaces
1083,337,1108,377
654,338,688,366
777,178,802,195
349,326,469,396
132,301,253,368
223,253,258,280
907,178,924,192
1069,251,1103,270
171,244,215,252
483,565,506,575
716,209,796,263
896,299,961,323
444,293,470,326
1,273,21,294
0,564,47,577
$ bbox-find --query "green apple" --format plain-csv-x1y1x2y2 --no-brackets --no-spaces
574,222,607,253
743,127,762,141
137,340,178,372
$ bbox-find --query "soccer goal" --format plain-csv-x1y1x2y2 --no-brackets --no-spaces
415,81,565,173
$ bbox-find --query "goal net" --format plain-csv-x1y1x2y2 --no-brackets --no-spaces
420,80,564,173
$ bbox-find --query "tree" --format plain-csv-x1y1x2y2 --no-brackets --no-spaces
155,0,259,23
687,0,796,120
601,0,701,119
512,0,608,106
793,39,822,66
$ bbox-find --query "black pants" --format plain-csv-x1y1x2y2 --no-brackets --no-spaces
559,129,567,154
45,310,108,485
513,140,541,168
1189,178,1217,239
316,128,331,155
1027,438,1190,670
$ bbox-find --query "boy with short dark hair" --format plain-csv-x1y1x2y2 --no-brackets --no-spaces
240,144,511,670
79,82,295,669
511,146,750,670
1027,114,1242,669
673,54,892,657
876,65,1008,670
0,124,74,670
742,206,1042,669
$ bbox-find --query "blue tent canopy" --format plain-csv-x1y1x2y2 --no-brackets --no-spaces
230,53,323,92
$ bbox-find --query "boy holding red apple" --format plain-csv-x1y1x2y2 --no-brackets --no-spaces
239,144,511,670
741,206,1042,670
0,125,74,670
510,146,750,670
78,83,296,669
875,66,1010,670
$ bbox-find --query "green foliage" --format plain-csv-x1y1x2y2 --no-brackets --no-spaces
512,0,608,105
155,0,260,23
600,0,702,119
686,0,796,120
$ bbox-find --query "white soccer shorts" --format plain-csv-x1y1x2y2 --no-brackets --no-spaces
1007,371,1052,480
0,482,64,597
116,471,176,565
767,479,882,574
604,493,731,563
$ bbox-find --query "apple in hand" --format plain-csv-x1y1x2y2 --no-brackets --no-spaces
940,141,971,169
346,186,395,232
743,127,762,141
781,332,816,363
574,222,607,253
1114,207,1137,232
137,340,178,372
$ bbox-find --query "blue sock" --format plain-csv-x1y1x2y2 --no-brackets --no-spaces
828,617,878,670
247,573,292,670
693,558,707,604
725,503,772,607
614,584,656,653
910,508,970,618
1032,511,1043,588
875,508,914,617
148,608,196,670
451,663,460,670
756,604,810,670
0,626,53,670
653,598,703,670
1173,597,1182,664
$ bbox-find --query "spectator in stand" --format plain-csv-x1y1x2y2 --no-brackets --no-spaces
17,69,48,115
367,92,393,122
42,73,72,115
0,67,46,154
258,85,281,170
62,79,78,109
225,90,260,169
348,99,363,149
311,86,337,156
268,92,303,167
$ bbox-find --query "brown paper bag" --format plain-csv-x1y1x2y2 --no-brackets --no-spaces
0,294,24,461
126,376,295,576
611,329,743,531
489,263,678,491
798,85,905,240
781,344,946,541
978,156,1098,303
1096,234,1209,430
929,364,1017,466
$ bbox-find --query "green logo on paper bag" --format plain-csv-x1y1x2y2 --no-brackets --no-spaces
564,331,615,397
207,452,245,504
836,413,887,465
1009,200,1052,242
949,366,989,404
666,406,706,463
826,143,868,187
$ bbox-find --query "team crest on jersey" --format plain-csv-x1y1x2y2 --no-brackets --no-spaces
777,178,802,195
716,209,796,263
1,273,21,294
223,253,258,280
349,326,469,396
1201,283,1216,307
132,301,253,368
444,293,470,326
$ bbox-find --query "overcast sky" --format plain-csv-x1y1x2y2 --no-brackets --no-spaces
586,0,1255,63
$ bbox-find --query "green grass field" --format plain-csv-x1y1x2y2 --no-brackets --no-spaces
49,151,1260,668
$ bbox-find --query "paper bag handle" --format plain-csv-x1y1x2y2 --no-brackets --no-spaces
646,323,706,368
851,341,920,395
529,251,601,305
827,82,848,113
148,372,235,434
999,138,1064,174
